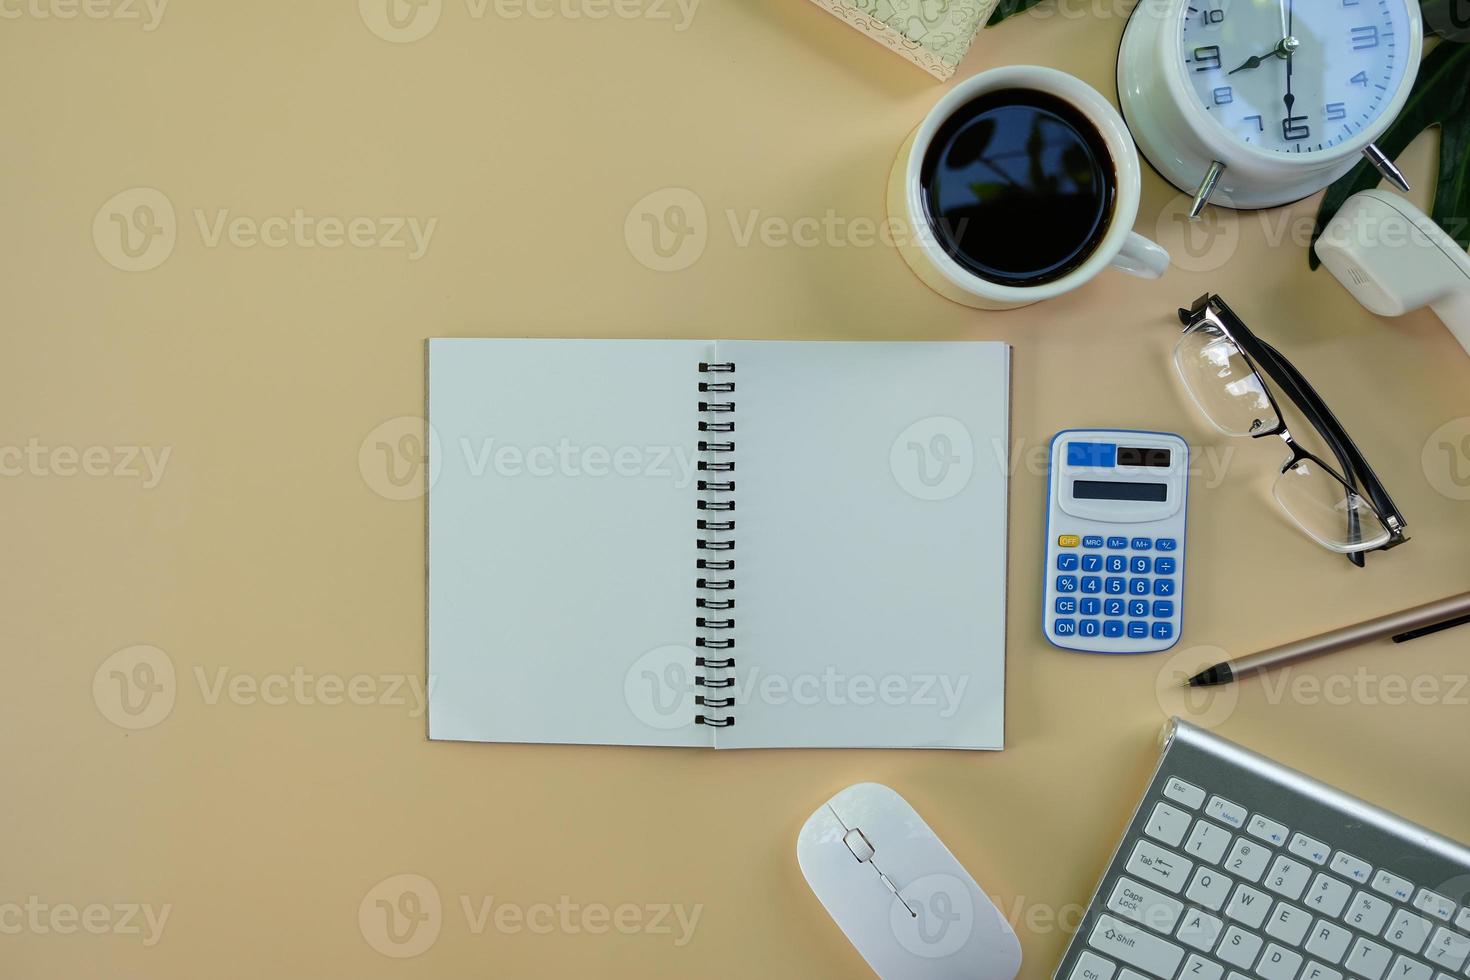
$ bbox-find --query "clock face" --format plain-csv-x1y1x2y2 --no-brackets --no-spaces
1179,0,1413,156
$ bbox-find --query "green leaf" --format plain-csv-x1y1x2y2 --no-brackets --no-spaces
1310,39,1470,268
987,0,1047,26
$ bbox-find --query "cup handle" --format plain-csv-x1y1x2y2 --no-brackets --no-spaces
1111,232,1171,279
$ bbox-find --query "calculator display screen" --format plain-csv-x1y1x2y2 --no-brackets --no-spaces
1072,480,1168,502
1117,447,1171,468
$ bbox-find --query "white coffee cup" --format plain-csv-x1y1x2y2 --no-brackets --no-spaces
887,65,1170,311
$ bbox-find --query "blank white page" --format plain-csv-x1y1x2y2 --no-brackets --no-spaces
717,341,1009,750
428,339,710,747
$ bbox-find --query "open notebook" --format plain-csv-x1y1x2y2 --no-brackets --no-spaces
427,340,1010,750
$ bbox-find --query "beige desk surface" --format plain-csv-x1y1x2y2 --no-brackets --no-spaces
4,1,1469,976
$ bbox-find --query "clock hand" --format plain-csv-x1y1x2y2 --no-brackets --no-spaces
1228,37,1297,75
1283,0,1296,122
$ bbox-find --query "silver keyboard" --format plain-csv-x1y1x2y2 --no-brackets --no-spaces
1055,720,1470,980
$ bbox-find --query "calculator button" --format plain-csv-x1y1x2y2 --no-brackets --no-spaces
1057,554,1080,571
1153,578,1176,597
1130,578,1150,595
1107,536,1128,550
1059,535,1081,548
1081,598,1101,616
1127,622,1149,639
1152,600,1175,619
1130,556,1151,574
1106,555,1126,573
1105,598,1125,617
1057,576,1078,593
1104,620,1124,637
1054,619,1077,636
1082,535,1104,548
1152,622,1174,641
1056,597,1077,615
1156,538,1177,551
1129,599,1148,617
1080,619,1101,637
1105,577,1126,594
1082,554,1103,572
1081,576,1102,594
1131,537,1152,551
1154,557,1176,575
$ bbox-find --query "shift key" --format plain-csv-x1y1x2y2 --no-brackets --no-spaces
1125,839,1194,894
1089,914,1186,979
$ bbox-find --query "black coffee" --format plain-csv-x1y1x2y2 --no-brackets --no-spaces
920,89,1116,287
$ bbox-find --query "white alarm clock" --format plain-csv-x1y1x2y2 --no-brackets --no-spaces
1118,0,1423,213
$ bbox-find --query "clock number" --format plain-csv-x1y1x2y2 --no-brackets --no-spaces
1244,114,1264,132
1200,7,1224,24
1193,45,1222,72
1351,25,1380,49
1326,102,1348,121
1213,86,1233,105
1351,70,1370,86
1283,115,1311,141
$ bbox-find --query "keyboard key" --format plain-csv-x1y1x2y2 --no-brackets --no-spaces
1306,919,1354,963
1105,598,1126,617
1224,884,1271,929
1346,891,1393,934
1107,535,1128,550
1083,554,1104,572
1131,537,1152,551
1145,802,1192,848
1153,578,1176,597
1056,597,1078,615
1106,555,1127,573
1163,778,1206,810
1246,814,1289,848
1059,535,1081,548
1222,839,1270,883
1104,620,1125,638
1083,535,1105,549
1263,855,1311,900
1289,833,1330,865
1347,936,1392,980
1184,820,1231,864
1176,908,1223,952
1371,871,1414,904
1081,598,1101,616
1156,538,1177,551
1067,950,1117,980
1057,575,1078,593
1424,926,1470,971
1082,576,1102,594
1257,942,1303,980
1217,925,1264,969
1331,851,1372,885
1457,907,1470,932
1105,576,1126,594
1264,902,1312,946
1185,867,1233,912
1058,554,1080,571
1151,622,1174,641
1153,557,1177,575
1080,619,1101,638
1384,909,1434,954
1411,889,1456,922
1301,962,1342,980
1129,599,1149,617
1305,872,1352,918
1130,578,1150,595
1387,954,1432,980
1055,619,1078,636
1205,797,1247,830
1108,876,1185,934
1130,556,1151,574
1127,839,1194,894
1127,621,1149,639
1152,600,1175,619
1088,914,1185,979
1179,953,1223,980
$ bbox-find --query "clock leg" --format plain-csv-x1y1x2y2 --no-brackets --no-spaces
1189,161,1228,220
1363,144,1411,194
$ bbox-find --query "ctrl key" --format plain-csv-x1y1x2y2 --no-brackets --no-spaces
1067,951,1117,980
1088,915,1185,979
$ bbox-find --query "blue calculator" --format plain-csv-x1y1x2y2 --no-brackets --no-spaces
1044,430,1188,655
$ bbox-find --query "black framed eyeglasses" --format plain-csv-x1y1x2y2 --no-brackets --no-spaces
1174,295,1408,567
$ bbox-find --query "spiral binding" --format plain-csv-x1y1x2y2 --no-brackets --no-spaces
695,361,736,728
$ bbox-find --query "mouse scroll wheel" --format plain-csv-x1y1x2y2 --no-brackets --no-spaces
842,828,876,863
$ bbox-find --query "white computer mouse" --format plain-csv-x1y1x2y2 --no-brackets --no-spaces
796,782,1022,980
